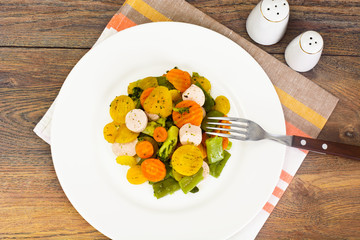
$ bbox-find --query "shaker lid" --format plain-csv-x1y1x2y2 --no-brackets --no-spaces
261,0,289,22
300,31,324,54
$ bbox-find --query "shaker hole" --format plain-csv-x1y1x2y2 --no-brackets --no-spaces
275,5,277,7
277,12,279,15
310,37,313,40
309,43,312,45
315,41,318,44
283,3,286,5
267,8,270,10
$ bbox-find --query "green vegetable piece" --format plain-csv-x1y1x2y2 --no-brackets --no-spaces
192,72,200,78
206,136,224,164
142,121,161,136
209,150,231,178
179,167,204,194
157,76,175,90
226,141,232,150
190,186,199,193
153,177,180,199
165,116,175,130
128,87,143,109
156,117,166,127
201,110,224,132
158,126,179,161
195,81,214,112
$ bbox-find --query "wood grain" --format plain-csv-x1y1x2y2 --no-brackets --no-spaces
0,0,359,239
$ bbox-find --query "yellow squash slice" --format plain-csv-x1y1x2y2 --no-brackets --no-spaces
171,145,203,176
143,86,173,117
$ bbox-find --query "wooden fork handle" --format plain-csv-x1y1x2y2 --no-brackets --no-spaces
292,136,360,160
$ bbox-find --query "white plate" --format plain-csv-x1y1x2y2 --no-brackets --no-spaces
51,22,285,240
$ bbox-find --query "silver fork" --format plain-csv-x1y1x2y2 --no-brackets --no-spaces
206,116,360,161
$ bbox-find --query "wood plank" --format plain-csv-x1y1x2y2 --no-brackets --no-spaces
188,0,360,56
0,0,359,56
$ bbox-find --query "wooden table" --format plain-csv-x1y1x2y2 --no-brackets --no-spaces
1,0,359,239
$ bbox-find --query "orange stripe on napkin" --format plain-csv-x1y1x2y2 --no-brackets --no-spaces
263,202,275,214
272,186,285,198
280,170,293,184
125,0,172,22
107,13,137,31
285,121,310,154
274,86,327,129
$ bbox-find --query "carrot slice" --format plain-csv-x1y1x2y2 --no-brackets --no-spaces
140,87,155,107
166,68,191,92
141,158,166,182
172,100,203,128
153,127,168,142
135,141,154,159
222,137,229,150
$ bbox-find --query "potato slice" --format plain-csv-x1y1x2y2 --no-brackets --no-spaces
214,95,230,115
128,77,158,94
171,145,203,176
126,165,147,185
110,95,135,124
115,124,139,143
103,122,119,143
143,86,173,117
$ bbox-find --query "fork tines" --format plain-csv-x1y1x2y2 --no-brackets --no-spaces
205,117,248,140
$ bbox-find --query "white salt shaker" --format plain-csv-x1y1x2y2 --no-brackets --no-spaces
285,31,324,72
246,0,290,45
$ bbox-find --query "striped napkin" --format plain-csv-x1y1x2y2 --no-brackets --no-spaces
34,0,338,239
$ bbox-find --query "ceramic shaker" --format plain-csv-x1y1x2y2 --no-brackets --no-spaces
285,31,324,72
246,0,290,45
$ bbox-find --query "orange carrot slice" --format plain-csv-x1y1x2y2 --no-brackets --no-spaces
166,68,191,92
141,158,166,182
172,100,203,128
135,141,154,159
140,87,155,107
153,127,168,142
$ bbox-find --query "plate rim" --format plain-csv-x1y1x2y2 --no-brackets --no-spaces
50,21,286,240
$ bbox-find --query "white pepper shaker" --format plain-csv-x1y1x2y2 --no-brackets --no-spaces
246,0,290,45
285,31,324,72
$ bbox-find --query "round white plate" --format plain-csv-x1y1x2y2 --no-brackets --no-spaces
51,22,285,240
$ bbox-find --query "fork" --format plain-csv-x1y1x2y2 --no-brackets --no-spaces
206,117,360,161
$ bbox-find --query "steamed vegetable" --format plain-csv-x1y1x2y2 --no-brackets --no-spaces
128,77,158,94
143,86,173,117
110,95,135,124
140,87,155,107
142,121,161,137
115,124,139,143
179,167,204,194
166,68,192,92
214,95,230,115
127,165,147,185
172,100,203,128
158,126,179,161
206,136,224,164
156,76,175,90
141,158,166,182
116,155,137,166
191,72,211,93
209,150,231,178
153,177,180,199
153,126,168,142
135,140,154,159
103,122,119,143
171,145,203,176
